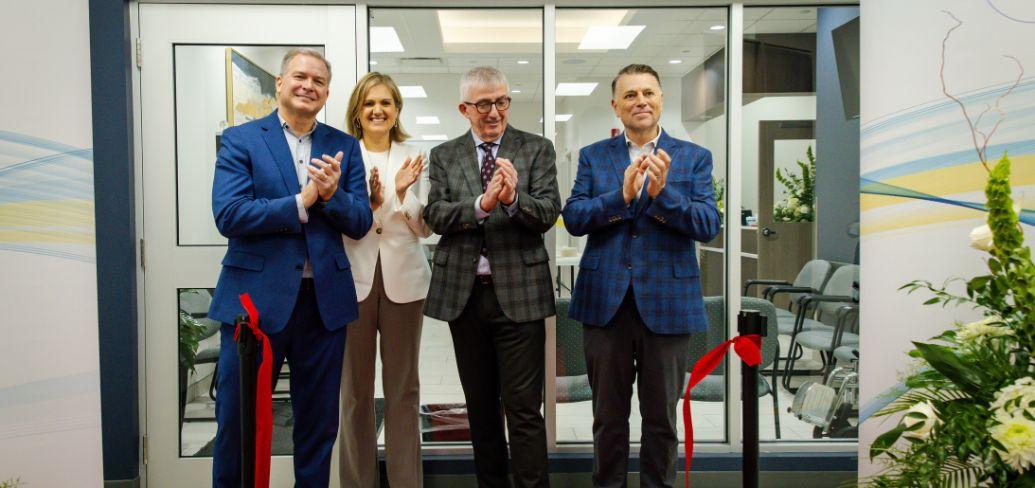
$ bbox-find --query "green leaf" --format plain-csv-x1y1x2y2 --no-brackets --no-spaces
870,424,908,460
912,342,988,398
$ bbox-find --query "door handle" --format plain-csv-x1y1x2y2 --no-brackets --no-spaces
761,227,777,237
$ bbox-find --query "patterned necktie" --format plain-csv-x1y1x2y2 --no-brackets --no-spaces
478,142,496,258
479,142,497,191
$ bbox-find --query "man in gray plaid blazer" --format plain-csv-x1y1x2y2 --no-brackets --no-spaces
423,66,559,488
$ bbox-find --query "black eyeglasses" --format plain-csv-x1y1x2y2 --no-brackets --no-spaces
464,97,511,114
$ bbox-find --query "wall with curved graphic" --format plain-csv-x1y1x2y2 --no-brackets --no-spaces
0,1,103,486
859,0,1035,477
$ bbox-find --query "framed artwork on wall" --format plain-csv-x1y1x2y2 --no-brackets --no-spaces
225,48,277,126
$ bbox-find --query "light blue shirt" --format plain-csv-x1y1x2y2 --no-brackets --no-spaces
280,115,315,278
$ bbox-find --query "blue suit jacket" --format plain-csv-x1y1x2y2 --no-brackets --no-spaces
208,111,372,333
562,130,720,334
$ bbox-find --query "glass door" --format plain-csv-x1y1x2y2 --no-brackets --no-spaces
137,4,356,485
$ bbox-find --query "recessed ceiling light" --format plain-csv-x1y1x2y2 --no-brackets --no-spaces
416,116,440,125
710,25,726,31
399,86,427,98
555,114,573,122
421,134,448,141
517,60,530,65
370,27,404,53
578,25,646,50
369,60,378,65
668,59,682,64
511,89,522,94
556,82,598,96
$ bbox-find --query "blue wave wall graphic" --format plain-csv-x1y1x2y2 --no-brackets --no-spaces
0,131,95,263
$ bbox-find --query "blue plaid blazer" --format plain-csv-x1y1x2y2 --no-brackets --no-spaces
562,130,720,334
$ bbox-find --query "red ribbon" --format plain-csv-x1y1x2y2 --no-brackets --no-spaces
682,334,761,488
234,293,273,488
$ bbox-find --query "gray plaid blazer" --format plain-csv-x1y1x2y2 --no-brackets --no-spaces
422,125,560,323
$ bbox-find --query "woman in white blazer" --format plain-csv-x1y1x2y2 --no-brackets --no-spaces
339,72,432,488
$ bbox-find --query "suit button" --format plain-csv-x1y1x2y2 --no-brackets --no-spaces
295,264,304,271
627,263,632,270
632,231,639,238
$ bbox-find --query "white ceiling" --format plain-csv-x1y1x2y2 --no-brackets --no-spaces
368,7,817,139
370,7,816,97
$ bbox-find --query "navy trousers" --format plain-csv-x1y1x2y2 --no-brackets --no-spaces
212,284,347,488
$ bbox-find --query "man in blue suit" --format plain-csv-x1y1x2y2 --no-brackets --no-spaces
207,48,372,487
562,64,720,488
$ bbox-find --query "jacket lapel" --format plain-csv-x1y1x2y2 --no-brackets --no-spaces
260,111,304,194
607,134,629,185
458,132,483,197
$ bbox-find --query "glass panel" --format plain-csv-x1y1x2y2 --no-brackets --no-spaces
553,7,729,444
174,45,324,246
740,6,860,442
177,287,295,457
369,8,544,447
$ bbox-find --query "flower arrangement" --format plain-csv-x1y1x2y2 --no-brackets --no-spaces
772,145,815,223
866,155,1035,486
864,11,1032,485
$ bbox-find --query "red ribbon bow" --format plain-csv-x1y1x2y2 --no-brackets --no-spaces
234,293,273,488
682,334,761,488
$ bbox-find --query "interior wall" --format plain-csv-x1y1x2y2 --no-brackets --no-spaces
815,6,860,263
0,0,104,485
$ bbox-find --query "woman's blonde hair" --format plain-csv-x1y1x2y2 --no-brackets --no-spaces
345,72,409,143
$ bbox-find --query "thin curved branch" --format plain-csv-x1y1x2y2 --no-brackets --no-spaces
940,11,986,169
981,55,1025,161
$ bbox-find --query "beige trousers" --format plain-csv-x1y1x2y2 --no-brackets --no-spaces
339,258,424,488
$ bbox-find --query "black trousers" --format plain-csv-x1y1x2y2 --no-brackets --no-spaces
582,288,692,488
448,279,549,488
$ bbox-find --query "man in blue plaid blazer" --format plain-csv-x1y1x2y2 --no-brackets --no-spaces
562,64,720,488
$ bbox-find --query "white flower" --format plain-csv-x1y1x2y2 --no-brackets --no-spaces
902,401,940,440
990,413,1035,472
957,316,1013,343
970,224,994,251
991,377,1035,417
787,196,799,207
797,205,811,215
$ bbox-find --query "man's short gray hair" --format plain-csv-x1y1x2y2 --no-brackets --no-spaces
459,66,509,101
280,48,332,80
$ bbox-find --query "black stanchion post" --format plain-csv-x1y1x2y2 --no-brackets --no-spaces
236,314,257,488
738,310,766,488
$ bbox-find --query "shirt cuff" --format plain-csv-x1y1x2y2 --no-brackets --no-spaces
296,194,309,223
475,195,490,222
503,193,519,216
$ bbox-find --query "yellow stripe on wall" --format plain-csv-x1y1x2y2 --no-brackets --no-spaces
861,154,1035,212
0,200,95,229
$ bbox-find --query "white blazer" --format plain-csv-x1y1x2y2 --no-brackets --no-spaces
344,141,433,303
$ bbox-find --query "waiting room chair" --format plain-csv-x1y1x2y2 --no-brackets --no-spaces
689,296,782,439
555,298,592,403
780,266,859,392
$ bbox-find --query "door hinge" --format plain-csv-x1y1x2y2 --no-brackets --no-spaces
142,435,149,466
135,38,142,69
139,238,146,269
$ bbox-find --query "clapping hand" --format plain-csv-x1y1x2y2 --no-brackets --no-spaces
480,172,504,212
495,158,518,206
394,154,425,204
369,167,384,211
623,154,648,204
308,151,343,202
644,148,670,198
